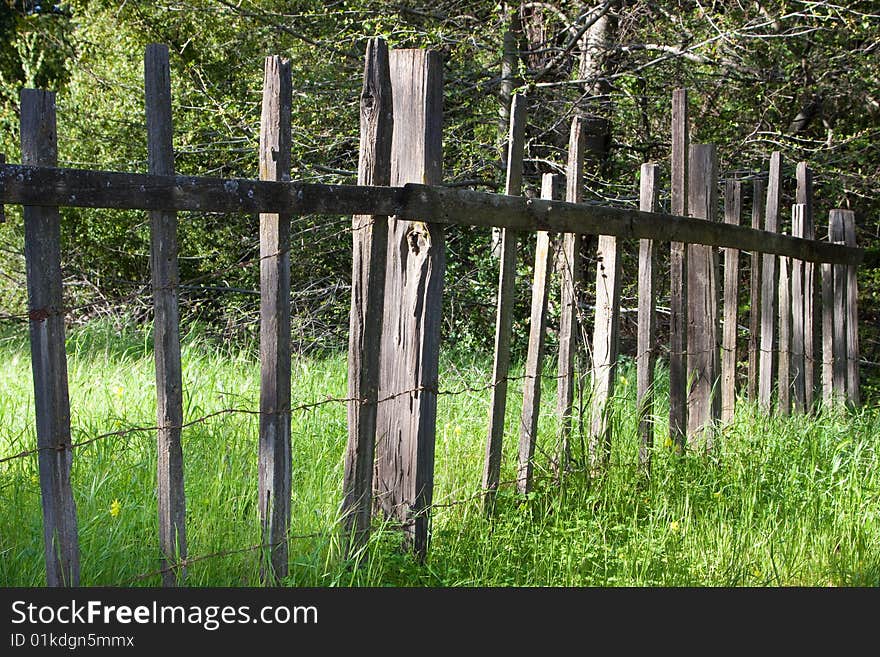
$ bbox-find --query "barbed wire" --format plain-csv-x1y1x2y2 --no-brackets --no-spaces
0,367,586,465
0,338,852,468
120,465,596,585
123,534,325,585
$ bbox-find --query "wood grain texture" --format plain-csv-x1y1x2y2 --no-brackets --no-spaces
0,163,408,215
842,210,860,406
0,165,862,265
636,163,659,470
669,88,688,451
821,256,834,406
145,43,187,586
21,89,80,586
721,180,741,424
829,210,847,405
778,251,791,415
797,164,817,411
342,38,392,554
374,49,444,561
759,152,782,411
588,234,620,471
747,180,765,402
556,116,586,476
258,56,292,583
685,144,719,451
790,204,806,414
483,93,526,512
518,173,559,494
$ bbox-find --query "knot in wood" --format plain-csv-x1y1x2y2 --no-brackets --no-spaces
407,225,429,255
29,307,51,322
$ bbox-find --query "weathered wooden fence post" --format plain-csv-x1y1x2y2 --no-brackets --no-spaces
556,116,586,476
483,92,526,511
668,88,688,451
721,179,741,424
791,204,807,414
759,152,782,412
375,48,444,560
342,37,392,554
258,55,293,582
517,173,559,494
588,188,623,470
829,210,847,404
636,163,659,471
21,89,80,586
843,210,860,406
747,179,765,403
145,43,187,586
796,163,817,410
821,231,834,406
778,247,791,416
686,144,719,450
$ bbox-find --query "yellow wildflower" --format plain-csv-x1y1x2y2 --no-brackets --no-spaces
669,520,680,533
109,498,122,518
113,386,124,398
30,474,39,486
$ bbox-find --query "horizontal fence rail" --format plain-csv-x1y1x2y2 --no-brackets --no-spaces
0,163,862,266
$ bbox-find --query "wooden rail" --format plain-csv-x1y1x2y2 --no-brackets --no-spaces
0,164,862,266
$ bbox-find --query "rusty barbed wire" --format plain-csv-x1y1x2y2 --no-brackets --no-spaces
124,534,325,585
122,467,593,585
0,367,589,465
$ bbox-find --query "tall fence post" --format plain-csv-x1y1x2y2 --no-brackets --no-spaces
796,163,817,410
145,43,187,586
842,210,860,406
668,88,688,451
483,92,526,512
721,179,741,424
821,233,834,406
21,89,80,586
556,116,586,476
778,247,791,415
829,210,847,404
790,204,806,414
685,144,719,450
588,194,623,471
375,48,444,561
759,152,782,412
636,163,659,471
258,55,293,583
517,173,559,494
342,37,392,555
746,179,765,403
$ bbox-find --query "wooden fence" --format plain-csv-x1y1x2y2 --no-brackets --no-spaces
0,38,863,587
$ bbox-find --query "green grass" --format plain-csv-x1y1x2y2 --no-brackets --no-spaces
1,320,878,587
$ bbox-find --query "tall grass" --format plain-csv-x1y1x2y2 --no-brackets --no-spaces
0,321,877,586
